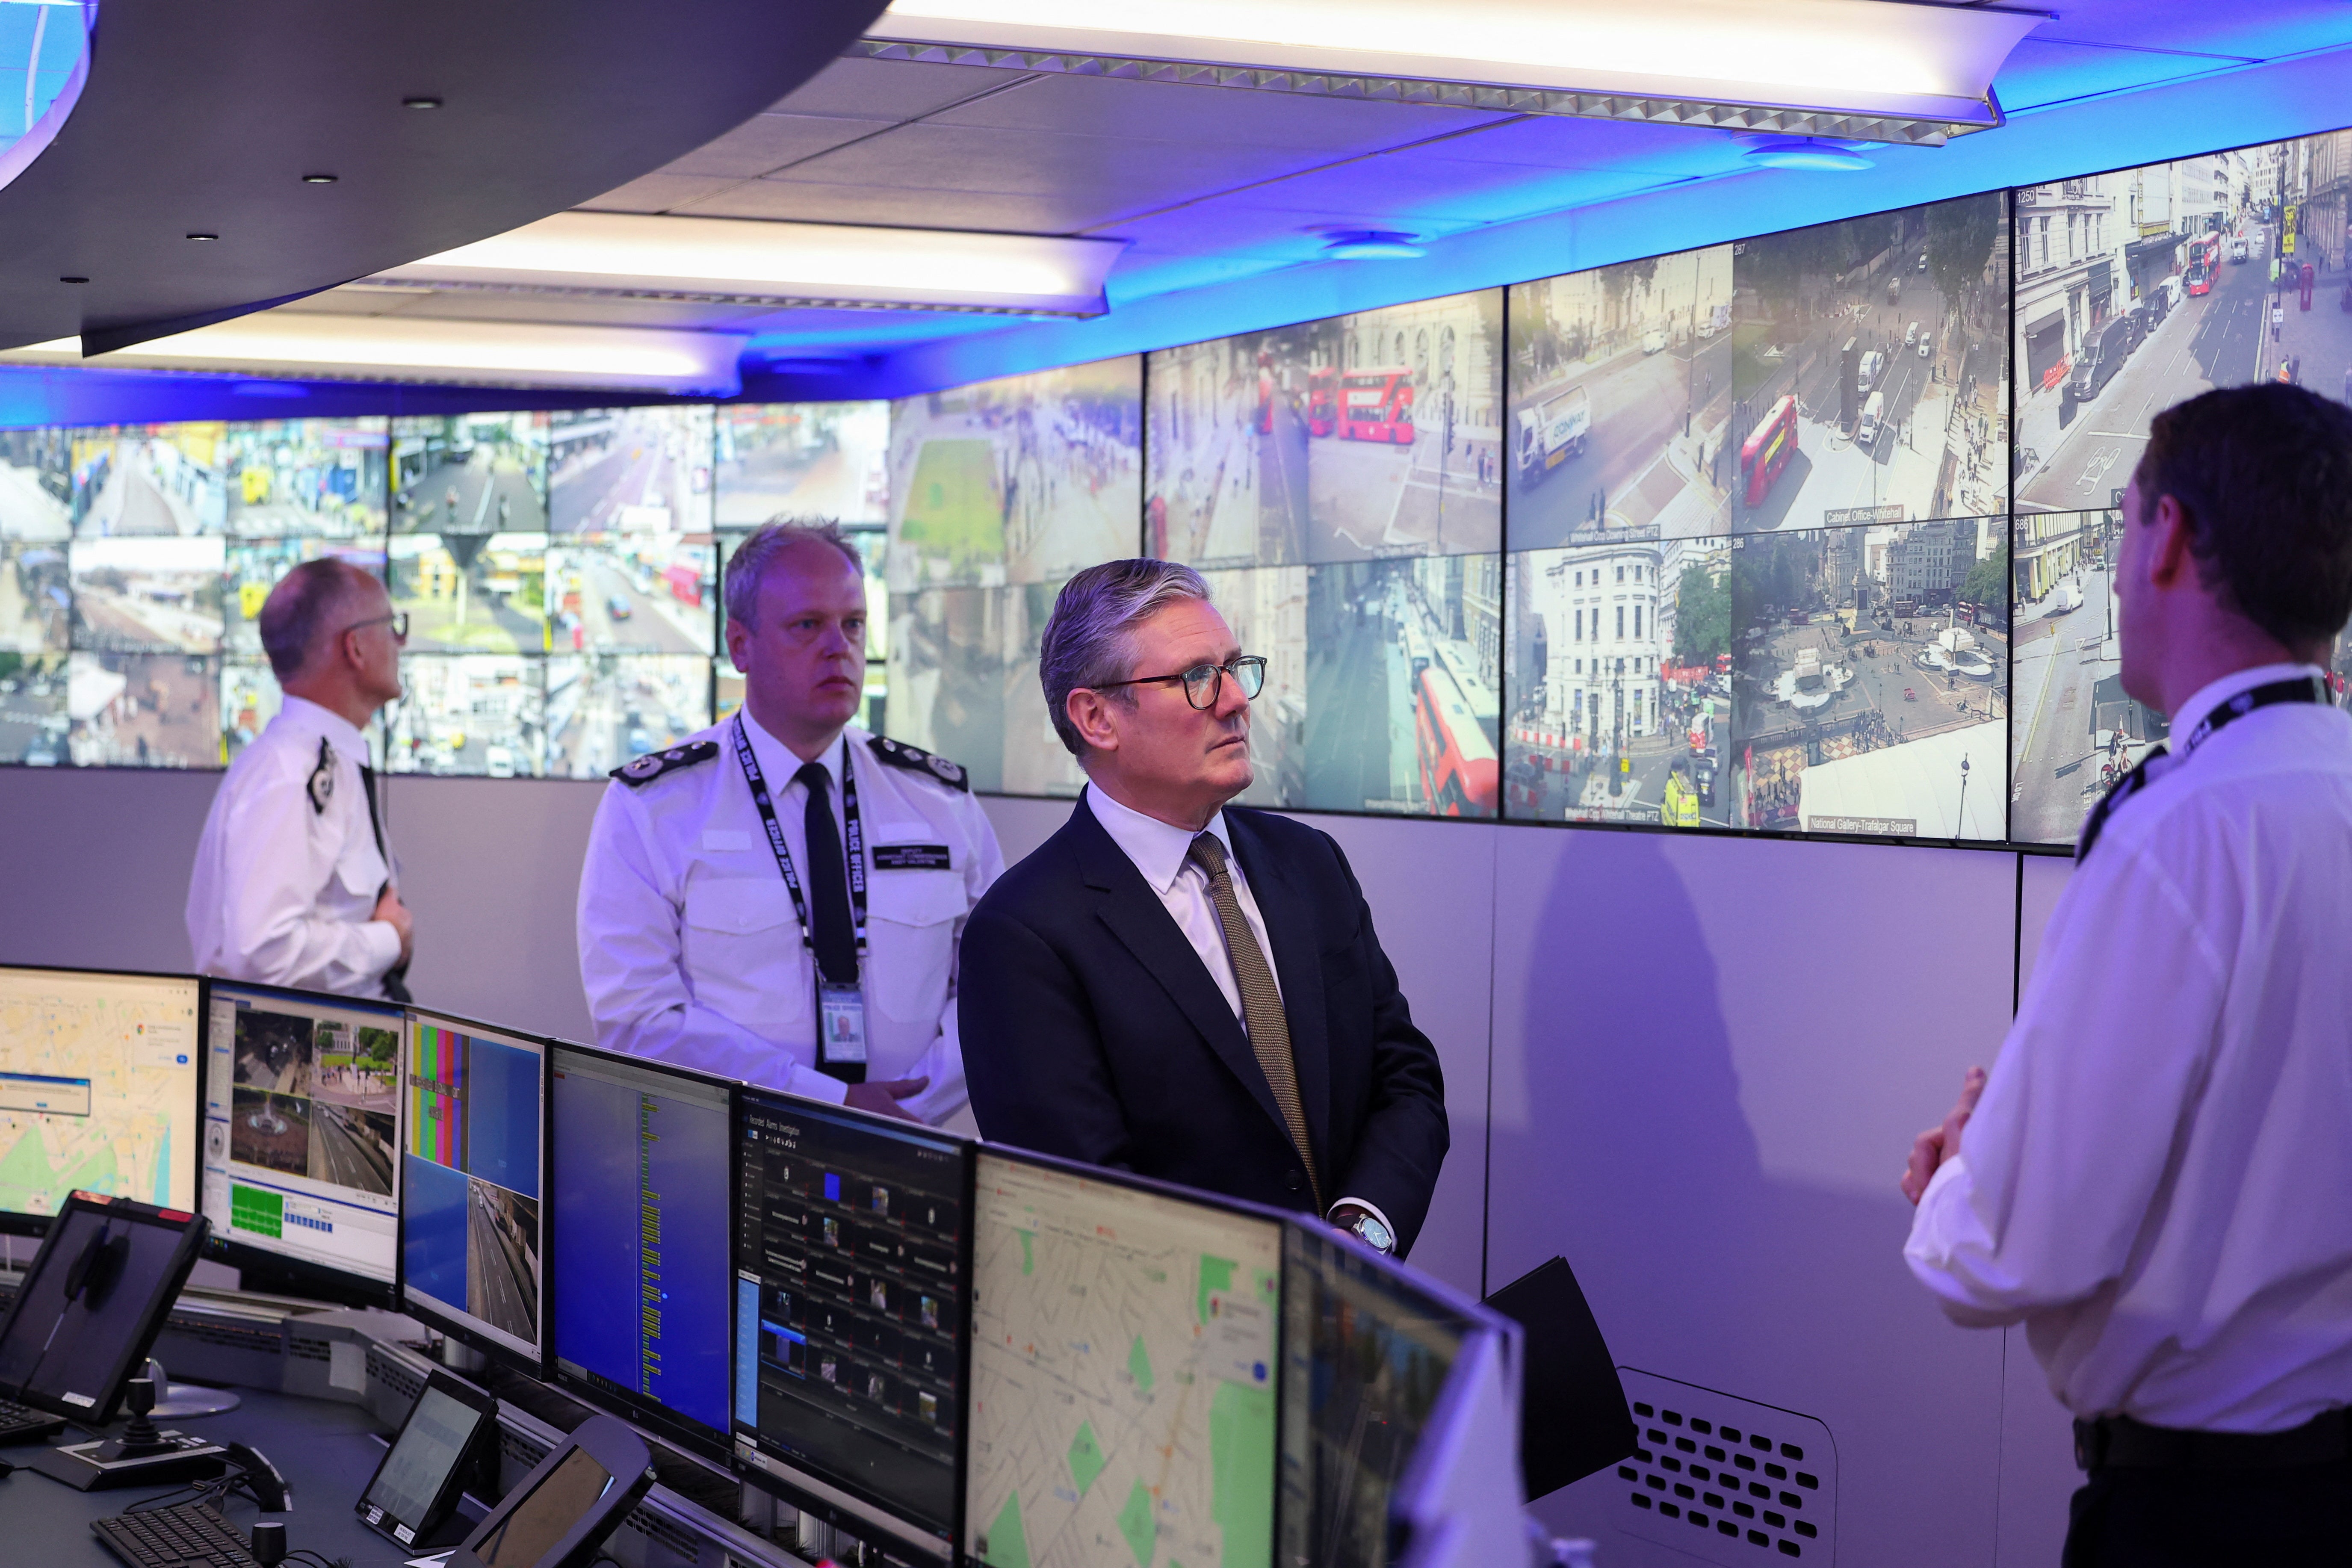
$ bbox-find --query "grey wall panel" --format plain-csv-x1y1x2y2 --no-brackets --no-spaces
2000,1326,2079,1565
1489,826,2014,1565
976,793,1076,867
382,774,606,1042
0,766,219,973
2017,853,2072,1002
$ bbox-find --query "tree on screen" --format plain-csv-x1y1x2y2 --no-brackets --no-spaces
1961,540,2010,614
1673,563,1732,663
1927,196,2001,324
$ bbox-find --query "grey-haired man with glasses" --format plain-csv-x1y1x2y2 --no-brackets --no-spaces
959,560,1448,1258
189,558,417,1000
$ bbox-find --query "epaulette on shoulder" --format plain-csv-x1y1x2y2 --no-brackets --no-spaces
866,735,970,792
611,739,720,788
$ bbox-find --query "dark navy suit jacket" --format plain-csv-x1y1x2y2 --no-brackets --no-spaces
958,790,1448,1256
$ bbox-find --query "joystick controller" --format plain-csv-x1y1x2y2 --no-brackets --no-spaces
93,1378,178,1462
250,1520,287,1566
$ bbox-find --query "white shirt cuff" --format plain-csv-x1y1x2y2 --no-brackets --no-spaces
360,919,404,979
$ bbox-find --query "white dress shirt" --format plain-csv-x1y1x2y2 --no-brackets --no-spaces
186,695,402,998
1085,784,1393,1238
1905,662,2352,1432
578,713,1003,1131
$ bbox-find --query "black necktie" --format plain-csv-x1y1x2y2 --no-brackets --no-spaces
797,761,863,1083
358,763,412,1004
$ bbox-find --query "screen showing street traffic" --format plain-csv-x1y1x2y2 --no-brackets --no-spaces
1148,290,1503,566
203,982,402,1287
401,1010,546,1365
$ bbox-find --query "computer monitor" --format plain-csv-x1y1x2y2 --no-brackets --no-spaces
732,1088,971,1562
0,966,201,1230
550,1044,733,1462
200,980,403,1305
1277,1224,1482,1568
399,1008,549,1369
963,1148,1285,1568
0,1191,210,1423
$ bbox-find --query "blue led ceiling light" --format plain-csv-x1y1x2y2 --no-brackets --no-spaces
1744,137,1875,172
1321,230,1427,260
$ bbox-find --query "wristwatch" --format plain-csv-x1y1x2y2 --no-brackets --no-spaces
1342,1208,1396,1256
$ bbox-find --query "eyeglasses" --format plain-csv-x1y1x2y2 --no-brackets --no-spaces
342,611,409,643
1094,655,1266,710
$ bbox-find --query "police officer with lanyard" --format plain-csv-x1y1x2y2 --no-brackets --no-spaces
1902,384,2352,1565
577,521,1002,1128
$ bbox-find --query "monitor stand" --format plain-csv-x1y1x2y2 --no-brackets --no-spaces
143,1356,241,1418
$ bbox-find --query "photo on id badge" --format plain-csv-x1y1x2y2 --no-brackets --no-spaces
821,982,867,1065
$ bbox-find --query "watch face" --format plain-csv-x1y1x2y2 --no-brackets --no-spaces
1356,1214,1395,1253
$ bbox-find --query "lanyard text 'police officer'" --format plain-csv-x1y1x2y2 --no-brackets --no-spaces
732,715,869,1068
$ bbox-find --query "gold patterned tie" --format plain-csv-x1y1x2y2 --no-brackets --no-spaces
1186,833,1322,1212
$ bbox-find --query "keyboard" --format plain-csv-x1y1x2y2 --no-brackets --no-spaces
0,1392,64,1441
92,1502,262,1568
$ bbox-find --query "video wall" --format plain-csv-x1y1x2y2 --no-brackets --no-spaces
5,124,2351,850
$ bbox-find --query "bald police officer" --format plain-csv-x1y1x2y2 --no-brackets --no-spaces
576,521,1002,1128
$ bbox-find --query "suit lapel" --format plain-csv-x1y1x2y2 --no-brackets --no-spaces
1070,793,1289,1137
1226,810,1331,1169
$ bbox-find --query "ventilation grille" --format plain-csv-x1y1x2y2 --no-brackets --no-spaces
163,1314,282,1355
285,1334,332,1364
500,1426,554,1472
367,1346,425,1405
625,1503,703,1563
1616,1370,1837,1565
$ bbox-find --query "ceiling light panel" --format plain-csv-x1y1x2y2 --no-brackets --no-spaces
866,0,2048,142
2,315,748,393
376,212,1128,317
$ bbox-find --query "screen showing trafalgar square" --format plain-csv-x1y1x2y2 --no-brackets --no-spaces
202,982,402,1290
552,1044,733,1459
733,1089,969,1560
0,966,200,1220
965,1150,1282,1568
401,1011,546,1366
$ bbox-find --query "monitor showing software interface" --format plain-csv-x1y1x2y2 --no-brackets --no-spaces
964,1151,1282,1568
552,1045,732,1456
0,966,199,1219
203,982,402,1286
401,1011,545,1364
733,1090,969,1556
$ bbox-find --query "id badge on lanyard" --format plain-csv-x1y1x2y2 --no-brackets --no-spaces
818,980,868,1066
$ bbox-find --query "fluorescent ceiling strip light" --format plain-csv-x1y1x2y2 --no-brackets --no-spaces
1,316,748,393
376,212,1126,317
868,0,2046,140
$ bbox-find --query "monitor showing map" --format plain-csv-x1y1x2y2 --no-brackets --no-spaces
732,1087,971,1562
201,981,402,1301
0,966,200,1224
400,1009,548,1368
964,1149,1283,1568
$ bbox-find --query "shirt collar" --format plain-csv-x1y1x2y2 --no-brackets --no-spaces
2169,661,2329,745
1084,782,1233,895
737,709,847,793
276,695,372,766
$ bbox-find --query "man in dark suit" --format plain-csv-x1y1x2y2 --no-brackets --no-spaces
960,560,1448,1257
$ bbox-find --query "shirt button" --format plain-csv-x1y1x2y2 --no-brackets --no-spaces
1285,1171,1302,1192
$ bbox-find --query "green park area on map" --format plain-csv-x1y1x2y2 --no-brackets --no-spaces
1210,1380,1275,1568
1069,1420,1107,1498
1196,1255,1236,1325
0,1124,117,1213
982,1489,1030,1568
899,440,1002,567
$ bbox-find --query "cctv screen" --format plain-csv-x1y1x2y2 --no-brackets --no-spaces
0,966,199,1218
203,982,402,1286
401,1010,546,1364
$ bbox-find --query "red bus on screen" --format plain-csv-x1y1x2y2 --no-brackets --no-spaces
1740,395,1800,506
1415,662,1498,817
1339,368,1415,444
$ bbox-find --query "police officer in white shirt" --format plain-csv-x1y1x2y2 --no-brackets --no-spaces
1902,384,2352,1565
576,521,1002,1129
187,559,415,999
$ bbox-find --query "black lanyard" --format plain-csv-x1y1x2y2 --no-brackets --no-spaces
730,715,867,960
2078,673,2326,862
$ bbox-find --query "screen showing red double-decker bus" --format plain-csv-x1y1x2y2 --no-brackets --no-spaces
1739,395,1799,506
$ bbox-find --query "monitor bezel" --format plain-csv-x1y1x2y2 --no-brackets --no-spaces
961,1139,1299,1568
546,1039,737,1467
397,1003,555,1377
0,962,206,1239
0,1189,210,1423
356,1366,501,1550
451,1410,656,1568
728,1084,977,1564
198,976,405,1310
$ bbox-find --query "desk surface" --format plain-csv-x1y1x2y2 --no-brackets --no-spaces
2,1386,418,1568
